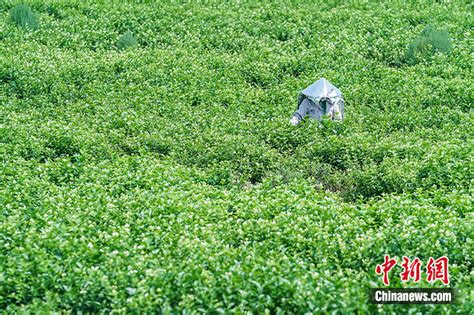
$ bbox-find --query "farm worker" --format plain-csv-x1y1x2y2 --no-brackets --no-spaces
290,77,344,126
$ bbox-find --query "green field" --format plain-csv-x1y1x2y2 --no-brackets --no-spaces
0,1,472,313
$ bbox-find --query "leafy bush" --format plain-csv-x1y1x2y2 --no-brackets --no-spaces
116,31,138,50
405,26,452,64
0,2,471,313
9,4,39,30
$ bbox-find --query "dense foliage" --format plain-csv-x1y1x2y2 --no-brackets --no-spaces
9,4,39,30
116,31,138,51
0,1,472,313
406,26,452,65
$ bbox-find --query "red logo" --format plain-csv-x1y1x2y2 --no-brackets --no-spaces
426,256,450,285
400,256,422,283
375,256,449,286
375,255,397,286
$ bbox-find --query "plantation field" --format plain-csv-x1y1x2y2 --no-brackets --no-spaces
0,1,472,313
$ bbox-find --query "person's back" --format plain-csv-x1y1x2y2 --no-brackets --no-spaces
290,78,345,126
290,96,343,126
